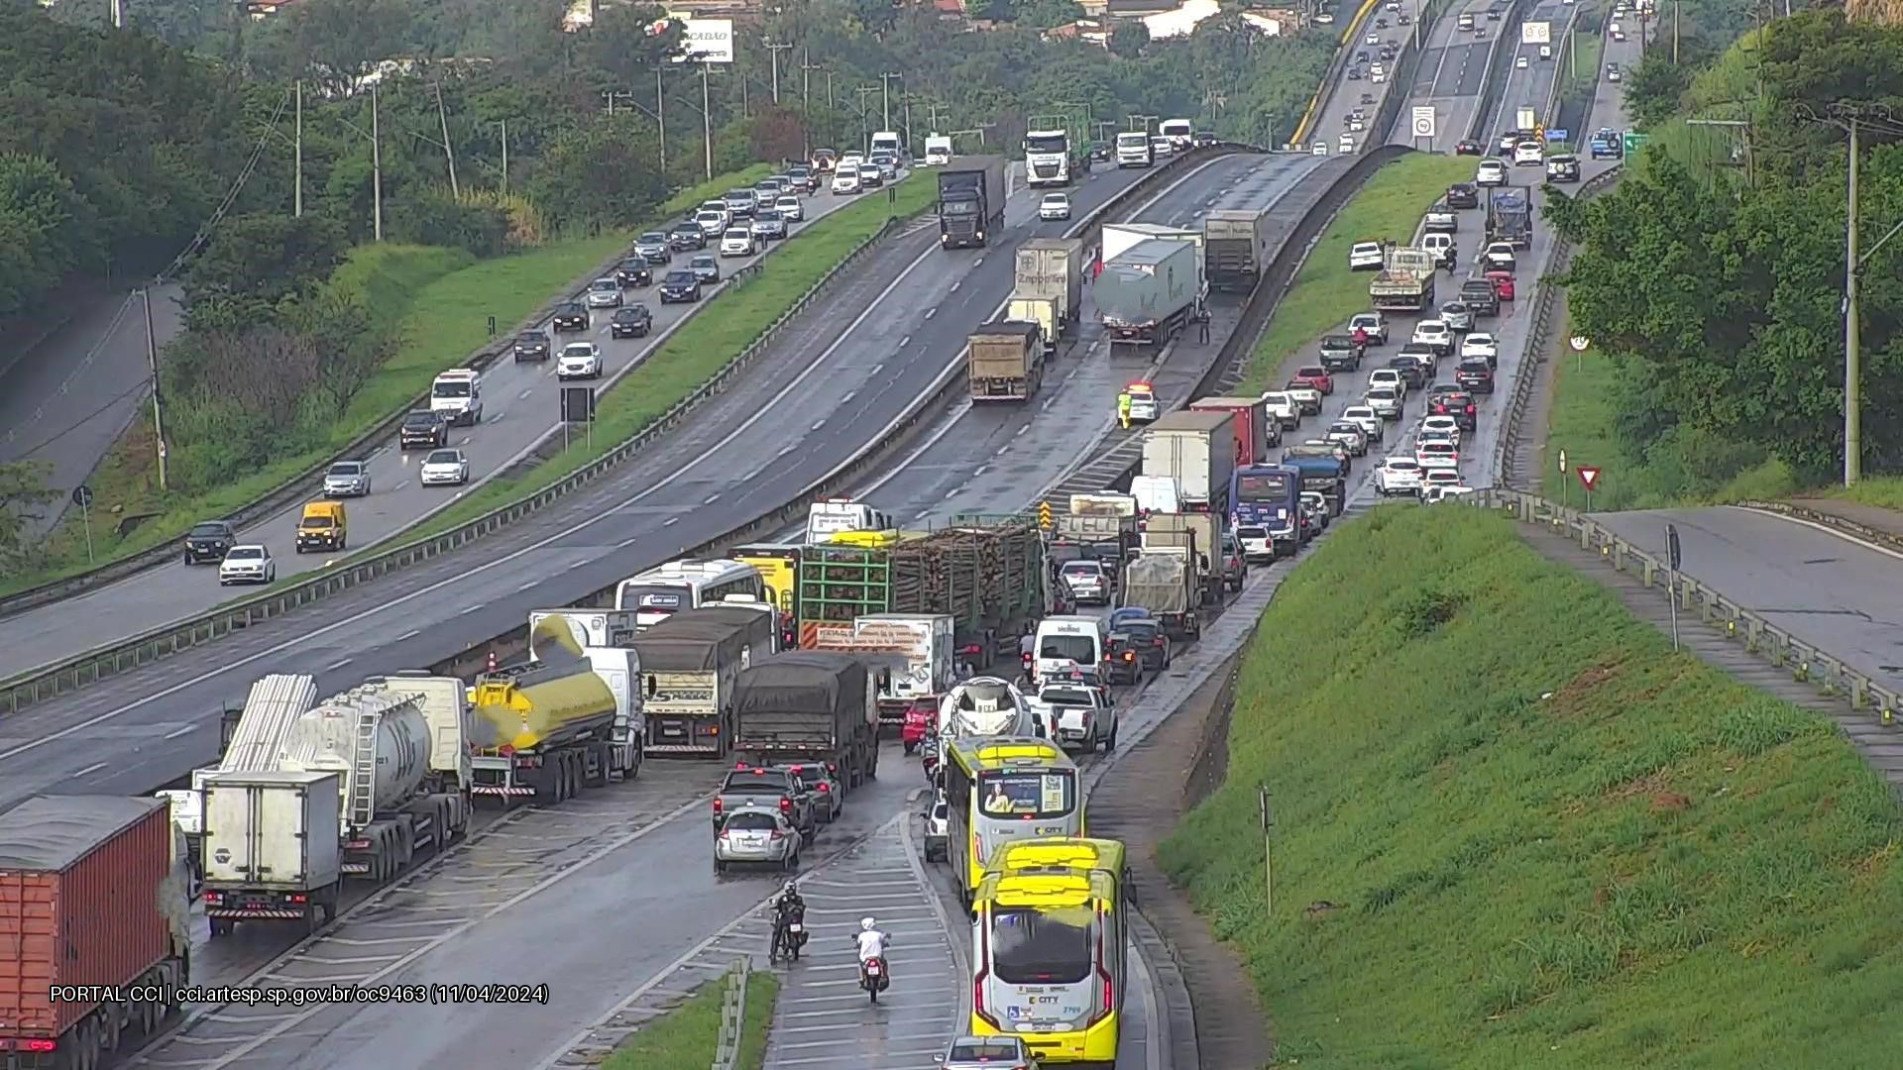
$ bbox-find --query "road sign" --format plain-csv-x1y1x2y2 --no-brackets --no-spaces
1569,335,1590,351
1411,106,1437,139
1557,449,1568,473
1577,466,1601,491
70,484,94,509
560,386,596,423
1546,128,1569,143
1037,501,1054,530
1623,130,1649,154
1521,19,1551,43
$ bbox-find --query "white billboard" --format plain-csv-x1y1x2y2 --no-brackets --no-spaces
1520,20,1551,43
671,16,735,63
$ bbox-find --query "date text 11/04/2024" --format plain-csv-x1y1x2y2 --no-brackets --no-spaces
48,983,553,1007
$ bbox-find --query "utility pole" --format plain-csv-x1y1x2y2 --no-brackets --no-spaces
293,80,303,218
1672,0,1681,62
370,83,384,242
140,288,167,492
765,40,793,104
855,85,878,151
498,119,509,194
1845,115,1861,485
656,67,668,174
110,0,122,28
880,72,902,130
433,81,460,199
701,62,715,181
926,102,948,133
902,95,913,155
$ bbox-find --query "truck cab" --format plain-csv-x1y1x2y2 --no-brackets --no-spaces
806,498,892,544
1024,128,1079,187
1115,131,1154,168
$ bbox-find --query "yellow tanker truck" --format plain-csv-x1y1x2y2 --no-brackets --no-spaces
467,616,625,803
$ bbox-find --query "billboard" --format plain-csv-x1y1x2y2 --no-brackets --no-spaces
648,15,735,63
1520,20,1551,43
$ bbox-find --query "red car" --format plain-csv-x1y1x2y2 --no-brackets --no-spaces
900,702,934,754
1485,270,1516,300
1289,365,1335,394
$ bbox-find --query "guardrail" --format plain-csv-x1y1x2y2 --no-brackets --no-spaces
709,958,751,1070
0,144,1256,714
0,178,834,619
1477,488,1903,724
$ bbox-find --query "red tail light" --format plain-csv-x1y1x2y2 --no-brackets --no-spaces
817,782,831,792
498,744,516,757
1122,652,1135,662
18,1041,55,1054
973,968,998,1027
1153,637,1166,647
779,797,792,813
713,798,724,815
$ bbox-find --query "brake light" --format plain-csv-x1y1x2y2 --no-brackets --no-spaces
973,967,998,1027
770,829,785,840
816,782,830,792
1122,652,1135,662
498,744,516,757
713,798,724,815
1154,637,1166,647
17,1040,55,1054
779,797,792,813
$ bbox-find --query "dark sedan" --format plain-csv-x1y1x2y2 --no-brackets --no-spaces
609,305,653,339
512,333,550,362
659,270,703,304
614,259,652,288
668,223,707,251
1455,139,1484,156
550,302,589,333
1119,619,1171,672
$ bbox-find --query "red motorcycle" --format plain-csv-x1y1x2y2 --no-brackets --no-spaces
900,703,932,755
859,956,889,1003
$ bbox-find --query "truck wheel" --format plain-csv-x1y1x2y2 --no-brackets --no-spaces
209,918,234,939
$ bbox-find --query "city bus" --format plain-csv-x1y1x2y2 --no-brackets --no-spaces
729,544,801,648
613,559,765,629
943,737,1084,904
971,837,1128,1064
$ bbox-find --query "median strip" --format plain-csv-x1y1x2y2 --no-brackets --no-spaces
600,972,777,1070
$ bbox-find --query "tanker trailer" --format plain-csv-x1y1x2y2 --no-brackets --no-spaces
937,676,1040,762
275,684,471,884
468,615,620,803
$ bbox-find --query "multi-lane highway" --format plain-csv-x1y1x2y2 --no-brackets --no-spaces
1392,0,1571,151
1306,1,1412,154
0,184,879,681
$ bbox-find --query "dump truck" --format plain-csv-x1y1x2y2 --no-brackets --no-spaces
796,517,1047,668
632,605,779,757
1119,552,1201,639
1015,237,1085,332
938,155,1007,249
469,621,624,798
731,651,882,788
1140,409,1237,514
1142,512,1224,605
1189,396,1275,466
969,320,1045,401
0,796,191,1070
1203,209,1273,292
1369,247,1437,311
808,613,956,729
1100,237,1201,346
1486,187,1532,249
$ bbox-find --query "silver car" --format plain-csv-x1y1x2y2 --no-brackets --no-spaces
584,278,622,308
923,794,949,862
941,1036,1040,1070
1059,559,1110,606
714,807,800,873
322,459,371,497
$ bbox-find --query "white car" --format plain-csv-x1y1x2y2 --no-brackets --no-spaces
1039,193,1072,221
1422,467,1467,492
1259,391,1301,429
1365,31,1380,44
1412,320,1454,355
1349,241,1386,270
1312,141,1330,156
1127,389,1160,423
1415,440,1460,471
1420,414,1462,445
1341,405,1383,442
1482,242,1518,269
831,170,862,194
1475,159,1508,187
218,544,275,585
1516,54,1529,69
1513,140,1544,166
1375,457,1424,496
1461,333,1499,363
1349,311,1389,344
775,194,804,222
720,228,757,257
1367,368,1406,395
1338,133,1355,154
1283,384,1322,414
1325,420,1368,456
420,448,471,486
694,209,727,236
557,342,603,380
1366,385,1404,419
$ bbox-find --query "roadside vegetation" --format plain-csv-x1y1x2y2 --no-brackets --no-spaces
601,972,778,1070
1160,505,1903,1068
1239,153,1474,393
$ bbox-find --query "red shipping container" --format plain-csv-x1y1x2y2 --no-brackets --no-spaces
0,796,176,1042
1190,397,1270,467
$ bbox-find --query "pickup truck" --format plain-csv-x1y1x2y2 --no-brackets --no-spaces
1282,383,1323,415
1340,405,1384,443
1318,335,1364,373
1423,202,1458,233
1460,280,1501,316
1031,681,1118,753
713,766,817,841
1259,391,1301,429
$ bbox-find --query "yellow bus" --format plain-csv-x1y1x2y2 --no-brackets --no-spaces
971,837,1129,1065
728,544,800,647
943,737,1085,904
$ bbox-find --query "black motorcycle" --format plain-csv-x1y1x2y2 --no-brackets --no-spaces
770,905,807,963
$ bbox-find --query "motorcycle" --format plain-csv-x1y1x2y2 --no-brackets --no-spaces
859,956,889,1003
770,906,807,963
920,732,941,782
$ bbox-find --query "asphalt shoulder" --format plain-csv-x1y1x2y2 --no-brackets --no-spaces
1780,497,1903,541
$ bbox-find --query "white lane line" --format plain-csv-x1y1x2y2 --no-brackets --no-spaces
323,658,351,672
164,725,196,739
74,762,108,777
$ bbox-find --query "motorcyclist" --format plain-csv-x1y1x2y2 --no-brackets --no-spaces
772,881,806,958
854,916,892,982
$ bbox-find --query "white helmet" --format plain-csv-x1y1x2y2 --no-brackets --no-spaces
860,917,876,932
783,880,797,894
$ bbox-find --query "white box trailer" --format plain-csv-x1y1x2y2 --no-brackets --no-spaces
200,770,342,934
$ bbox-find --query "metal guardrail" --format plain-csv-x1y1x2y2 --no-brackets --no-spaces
0,144,1256,714
0,178,788,619
710,957,751,1070
1478,489,1903,724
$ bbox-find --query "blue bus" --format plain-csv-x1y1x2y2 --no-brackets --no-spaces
1229,465,1301,560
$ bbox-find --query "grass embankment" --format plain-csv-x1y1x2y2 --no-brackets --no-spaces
1239,153,1476,393
1158,505,1903,1068
6,167,769,597
601,973,778,1070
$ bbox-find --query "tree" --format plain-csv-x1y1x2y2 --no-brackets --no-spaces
182,212,350,320
1622,49,1695,128
0,461,57,570
528,114,669,233
272,0,416,97
1109,20,1150,58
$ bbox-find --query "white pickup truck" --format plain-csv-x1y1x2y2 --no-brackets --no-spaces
1258,391,1301,430
1030,681,1118,754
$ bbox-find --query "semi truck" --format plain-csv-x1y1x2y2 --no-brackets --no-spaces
1120,552,1201,639
1099,237,1201,347
1014,237,1085,334
1202,209,1272,293
796,517,1047,667
527,606,649,775
631,606,779,757
938,155,1007,249
729,543,803,648
1486,187,1532,249
808,613,956,729
1143,512,1225,604
969,320,1045,401
1369,247,1437,312
468,620,625,799
0,796,192,1070
1189,396,1276,466
1140,409,1238,514
1024,125,1086,187
731,651,882,789
1103,223,1209,297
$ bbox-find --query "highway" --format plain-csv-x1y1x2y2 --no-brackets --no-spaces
1305,1,1412,155
0,154,1220,809
0,284,185,540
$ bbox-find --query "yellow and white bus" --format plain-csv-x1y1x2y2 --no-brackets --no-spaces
943,737,1085,904
971,837,1128,1064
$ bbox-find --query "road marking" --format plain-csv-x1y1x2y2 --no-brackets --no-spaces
323,658,351,672
396,629,420,642
897,336,910,348
74,762,107,777
519,389,532,399
704,493,722,505
925,308,936,319
1739,508,1903,564
616,536,640,548
663,516,679,526
949,281,960,292
164,724,196,739
811,419,826,431
841,391,856,404
870,363,884,375
459,604,481,614
514,580,538,592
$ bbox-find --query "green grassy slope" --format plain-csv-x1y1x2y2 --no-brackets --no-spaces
1159,504,1903,1069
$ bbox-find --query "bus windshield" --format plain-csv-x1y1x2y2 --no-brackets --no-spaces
1236,472,1293,502
990,906,1094,984
620,584,688,613
978,770,1076,818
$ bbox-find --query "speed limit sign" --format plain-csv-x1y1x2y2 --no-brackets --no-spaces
1411,106,1437,139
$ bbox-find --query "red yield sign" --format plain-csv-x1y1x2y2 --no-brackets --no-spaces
1577,466,1602,492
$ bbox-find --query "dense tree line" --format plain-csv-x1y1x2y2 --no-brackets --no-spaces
1550,8,1903,493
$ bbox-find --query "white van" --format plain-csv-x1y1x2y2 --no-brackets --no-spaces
869,131,904,159
1032,617,1106,686
805,498,893,544
429,369,483,426
1129,474,1181,515
924,135,953,165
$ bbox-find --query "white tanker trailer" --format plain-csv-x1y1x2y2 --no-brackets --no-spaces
937,676,1044,762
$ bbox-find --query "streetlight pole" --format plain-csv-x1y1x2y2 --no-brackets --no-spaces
701,62,715,181
880,72,902,130
140,288,168,492
1845,115,1861,484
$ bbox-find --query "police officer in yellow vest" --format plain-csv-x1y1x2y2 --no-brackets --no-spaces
1116,391,1132,429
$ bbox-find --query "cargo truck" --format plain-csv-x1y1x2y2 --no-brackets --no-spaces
731,651,882,788
1102,223,1208,295
1369,247,1437,311
796,518,1047,667
808,613,956,730
1069,493,1138,516
969,320,1044,401
631,605,779,757
1007,296,1060,355
1486,187,1532,249
1189,395,1277,466
0,796,191,1070
1114,130,1154,168
938,155,1007,249
1024,127,1084,187
1140,409,1238,514
469,619,626,799
1014,237,1085,332
1119,552,1201,639
1142,513,1224,604
1203,209,1272,293
1100,238,1201,346
200,770,343,933
729,543,803,648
